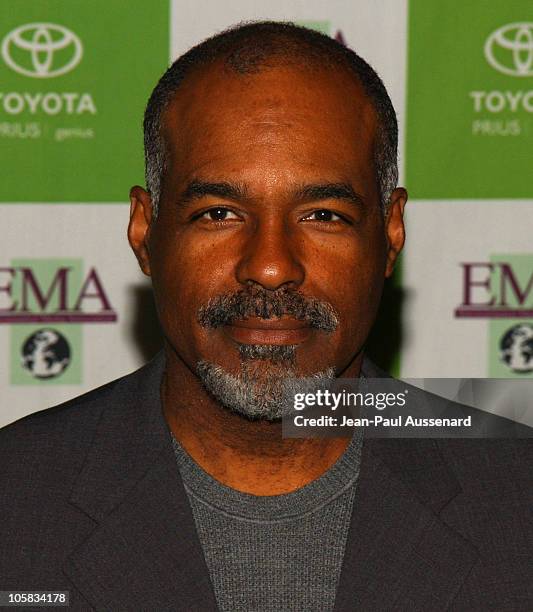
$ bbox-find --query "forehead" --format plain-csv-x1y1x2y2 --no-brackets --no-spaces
161,61,378,188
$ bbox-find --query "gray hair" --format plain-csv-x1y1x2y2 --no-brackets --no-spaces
144,21,398,217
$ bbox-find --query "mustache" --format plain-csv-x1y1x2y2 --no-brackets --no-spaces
197,286,339,332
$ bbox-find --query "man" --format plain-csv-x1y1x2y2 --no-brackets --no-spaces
0,22,531,611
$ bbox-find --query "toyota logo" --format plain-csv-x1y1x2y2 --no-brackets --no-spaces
484,22,533,77
1,22,83,78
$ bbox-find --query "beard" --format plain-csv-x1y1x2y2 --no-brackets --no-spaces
195,285,339,421
196,343,336,422
197,344,335,422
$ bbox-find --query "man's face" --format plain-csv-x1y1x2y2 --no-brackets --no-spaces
129,61,406,418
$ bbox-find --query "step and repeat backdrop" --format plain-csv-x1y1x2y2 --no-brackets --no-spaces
1,0,531,426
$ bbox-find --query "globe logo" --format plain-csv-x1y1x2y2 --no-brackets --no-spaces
1,23,83,78
499,323,533,374
21,329,71,379
484,23,533,77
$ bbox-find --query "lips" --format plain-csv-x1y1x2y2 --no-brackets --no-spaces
224,317,312,345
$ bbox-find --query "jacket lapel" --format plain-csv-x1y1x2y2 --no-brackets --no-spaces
334,438,479,611
63,353,217,611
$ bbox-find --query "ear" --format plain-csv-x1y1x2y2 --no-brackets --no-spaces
384,187,407,278
128,186,154,276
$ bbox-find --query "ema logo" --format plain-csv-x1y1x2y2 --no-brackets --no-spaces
484,23,533,77
458,255,533,378
455,262,533,318
4,259,115,385
1,23,82,78
0,264,117,323
21,328,71,379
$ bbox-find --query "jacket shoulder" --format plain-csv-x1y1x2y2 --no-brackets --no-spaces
2,369,125,443
0,353,164,475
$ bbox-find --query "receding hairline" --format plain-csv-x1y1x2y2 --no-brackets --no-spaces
159,55,378,146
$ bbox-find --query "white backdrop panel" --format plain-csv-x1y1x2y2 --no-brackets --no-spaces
0,204,149,426
401,200,533,378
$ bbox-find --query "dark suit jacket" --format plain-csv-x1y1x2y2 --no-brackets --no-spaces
0,352,531,611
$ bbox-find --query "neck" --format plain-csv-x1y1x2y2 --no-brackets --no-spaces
162,346,363,495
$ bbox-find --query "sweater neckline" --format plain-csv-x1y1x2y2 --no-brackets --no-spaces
170,427,364,522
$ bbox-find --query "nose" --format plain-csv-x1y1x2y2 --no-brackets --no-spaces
235,219,305,291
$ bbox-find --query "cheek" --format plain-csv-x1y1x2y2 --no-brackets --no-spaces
301,227,386,355
302,228,386,307
149,228,237,337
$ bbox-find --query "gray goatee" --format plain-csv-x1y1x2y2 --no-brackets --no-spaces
196,286,339,421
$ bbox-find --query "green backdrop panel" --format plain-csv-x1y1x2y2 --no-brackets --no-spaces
406,0,532,199
0,0,169,202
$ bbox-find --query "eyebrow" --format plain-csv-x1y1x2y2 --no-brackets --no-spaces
295,183,366,208
180,180,248,203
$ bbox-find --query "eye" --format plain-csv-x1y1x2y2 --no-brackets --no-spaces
303,209,344,222
198,207,240,221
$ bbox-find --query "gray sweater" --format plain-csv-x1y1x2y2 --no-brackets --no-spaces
171,428,364,611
